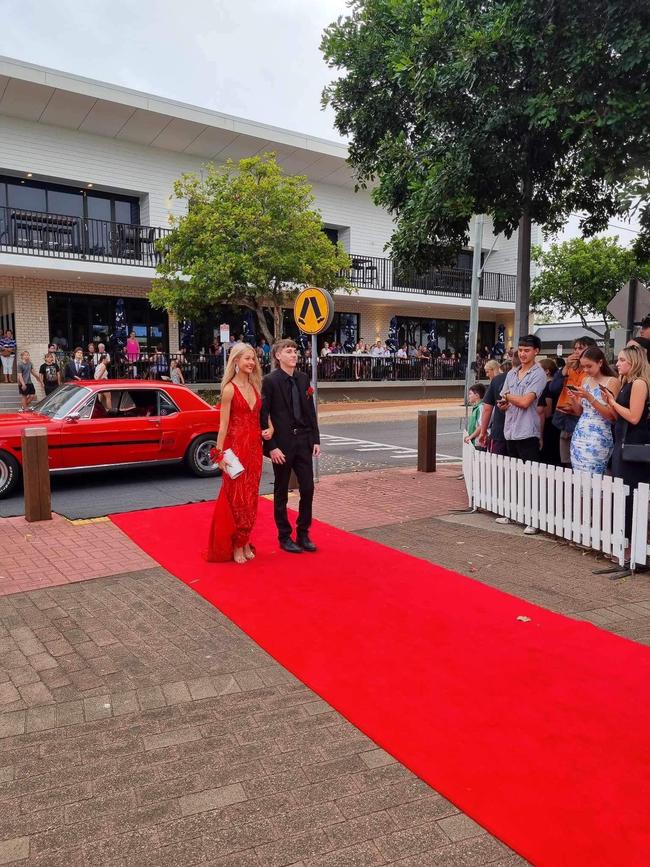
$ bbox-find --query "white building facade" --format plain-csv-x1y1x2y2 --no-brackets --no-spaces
0,56,536,373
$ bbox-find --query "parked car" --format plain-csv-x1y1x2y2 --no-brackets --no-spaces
0,381,221,499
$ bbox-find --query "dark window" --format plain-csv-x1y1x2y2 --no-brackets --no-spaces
7,182,46,211
0,176,140,224
158,391,179,415
323,227,339,245
47,292,169,354
396,316,496,355
282,310,360,352
47,190,83,217
114,201,133,224
86,196,111,221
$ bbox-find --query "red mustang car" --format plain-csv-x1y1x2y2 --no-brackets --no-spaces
0,381,222,499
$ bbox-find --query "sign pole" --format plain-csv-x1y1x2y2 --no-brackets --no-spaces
219,323,230,378
311,333,319,483
292,286,334,485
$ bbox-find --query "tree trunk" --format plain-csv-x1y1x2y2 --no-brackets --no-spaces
254,305,274,345
272,306,283,340
515,210,532,346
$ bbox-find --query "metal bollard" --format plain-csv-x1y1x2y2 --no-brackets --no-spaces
417,410,437,473
21,427,52,522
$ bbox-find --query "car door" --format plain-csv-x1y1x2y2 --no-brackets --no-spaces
156,388,183,458
55,388,163,469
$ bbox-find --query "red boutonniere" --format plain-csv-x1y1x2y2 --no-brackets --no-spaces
306,386,315,398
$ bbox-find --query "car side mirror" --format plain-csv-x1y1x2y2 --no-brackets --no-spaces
65,412,81,423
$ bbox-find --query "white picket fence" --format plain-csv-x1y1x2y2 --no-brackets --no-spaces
462,442,650,569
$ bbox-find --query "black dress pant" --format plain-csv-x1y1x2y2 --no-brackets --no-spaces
506,437,540,463
272,432,314,541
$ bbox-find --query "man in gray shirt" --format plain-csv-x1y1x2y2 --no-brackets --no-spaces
498,334,546,463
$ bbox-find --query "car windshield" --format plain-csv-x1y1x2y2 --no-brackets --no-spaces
31,385,91,419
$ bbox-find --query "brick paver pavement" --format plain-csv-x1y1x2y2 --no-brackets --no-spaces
3,465,650,864
0,567,522,866
0,514,155,596
309,466,468,532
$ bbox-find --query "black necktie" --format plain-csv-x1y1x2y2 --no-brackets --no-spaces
290,376,303,424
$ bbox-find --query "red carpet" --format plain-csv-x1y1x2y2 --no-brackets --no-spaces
112,499,650,865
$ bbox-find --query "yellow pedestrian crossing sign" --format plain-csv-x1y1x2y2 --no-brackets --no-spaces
293,287,335,335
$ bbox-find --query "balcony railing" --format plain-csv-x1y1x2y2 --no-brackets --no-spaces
341,254,516,302
0,204,516,302
0,206,171,267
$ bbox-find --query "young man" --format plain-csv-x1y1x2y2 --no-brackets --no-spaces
39,352,62,396
63,348,91,382
495,335,547,535
261,339,321,553
499,334,547,463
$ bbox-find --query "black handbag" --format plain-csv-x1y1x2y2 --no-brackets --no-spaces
621,419,650,463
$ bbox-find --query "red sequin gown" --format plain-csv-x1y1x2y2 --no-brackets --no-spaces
206,384,263,561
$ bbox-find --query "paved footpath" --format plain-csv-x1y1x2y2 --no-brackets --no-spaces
1,467,649,865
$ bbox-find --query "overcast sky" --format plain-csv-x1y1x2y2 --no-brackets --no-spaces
0,0,350,142
1,0,641,246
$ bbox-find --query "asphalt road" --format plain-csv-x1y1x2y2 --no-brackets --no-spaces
0,417,465,520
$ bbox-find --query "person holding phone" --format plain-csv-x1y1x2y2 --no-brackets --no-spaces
601,345,650,552
551,336,597,466
567,347,619,474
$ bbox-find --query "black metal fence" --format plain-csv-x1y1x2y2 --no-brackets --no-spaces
68,352,466,384
340,254,516,302
0,206,171,267
0,206,516,301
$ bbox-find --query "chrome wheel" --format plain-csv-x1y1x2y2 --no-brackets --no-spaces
195,438,218,473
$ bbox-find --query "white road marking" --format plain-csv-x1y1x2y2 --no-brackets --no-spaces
319,433,460,463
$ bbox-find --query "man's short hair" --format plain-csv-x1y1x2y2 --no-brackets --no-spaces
518,334,541,351
641,316,650,330
271,338,297,365
574,335,597,348
469,383,486,399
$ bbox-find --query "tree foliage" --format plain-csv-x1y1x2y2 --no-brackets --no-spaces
150,154,352,342
321,0,650,271
530,236,649,347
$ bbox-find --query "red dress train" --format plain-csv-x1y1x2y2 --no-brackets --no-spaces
206,384,263,562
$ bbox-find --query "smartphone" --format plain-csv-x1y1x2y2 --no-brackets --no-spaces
566,385,578,392
600,384,613,395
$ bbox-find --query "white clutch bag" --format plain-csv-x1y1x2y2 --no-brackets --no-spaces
223,448,245,479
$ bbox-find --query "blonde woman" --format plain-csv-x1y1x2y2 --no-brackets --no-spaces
206,342,273,564
602,344,650,550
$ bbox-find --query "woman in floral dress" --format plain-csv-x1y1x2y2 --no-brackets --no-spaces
569,347,619,474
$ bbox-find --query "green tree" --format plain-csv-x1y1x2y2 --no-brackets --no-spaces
150,154,352,343
530,236,649,350
321,0,650,336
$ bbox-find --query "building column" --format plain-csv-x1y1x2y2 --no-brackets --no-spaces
12,280,49,398
168,312,179,354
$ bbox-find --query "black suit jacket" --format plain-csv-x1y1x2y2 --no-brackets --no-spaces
64,361,91,382
261,368,320,456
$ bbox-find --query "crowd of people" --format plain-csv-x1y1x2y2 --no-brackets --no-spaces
468,327,650,556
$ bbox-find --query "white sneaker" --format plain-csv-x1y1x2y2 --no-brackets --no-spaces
523,526,539,535
495,517,513,524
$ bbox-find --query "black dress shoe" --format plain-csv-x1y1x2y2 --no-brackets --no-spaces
297,535,317,553
279,539,303,554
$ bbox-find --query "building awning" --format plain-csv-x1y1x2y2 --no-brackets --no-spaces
0,55,355,187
